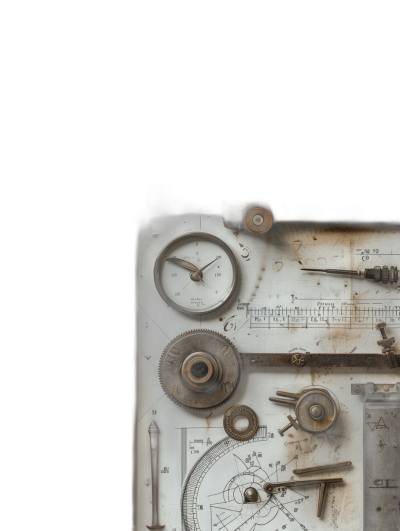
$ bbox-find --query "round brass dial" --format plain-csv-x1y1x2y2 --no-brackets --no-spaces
242,206,274,236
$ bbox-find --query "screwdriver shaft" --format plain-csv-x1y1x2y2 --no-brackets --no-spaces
301,268,361,276
302,265,398,284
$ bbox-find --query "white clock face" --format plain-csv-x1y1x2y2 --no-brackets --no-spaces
155,233,238,315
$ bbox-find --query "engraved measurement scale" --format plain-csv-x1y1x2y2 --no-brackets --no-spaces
354,247,400,259
245,306,400,330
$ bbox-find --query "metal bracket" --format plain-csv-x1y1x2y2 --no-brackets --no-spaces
352,382,400,530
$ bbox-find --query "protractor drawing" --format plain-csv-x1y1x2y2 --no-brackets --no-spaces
181,427,312,531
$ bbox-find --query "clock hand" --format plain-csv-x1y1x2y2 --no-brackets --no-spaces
166,257,205,283
197,257,219,273
189,257,219,283
166,257,199,273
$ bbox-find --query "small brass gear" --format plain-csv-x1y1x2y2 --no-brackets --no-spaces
158,329,242,411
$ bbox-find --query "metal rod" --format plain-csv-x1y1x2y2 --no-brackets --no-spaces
269,397,298,406
264,478,343,490
276,391,300,399
302,265,399,284
317,482,327,517
293,461,352,474
277,422,293,437
301,268,361,276
242,352,397,368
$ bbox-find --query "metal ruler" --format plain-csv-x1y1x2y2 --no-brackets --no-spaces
246,306,400,330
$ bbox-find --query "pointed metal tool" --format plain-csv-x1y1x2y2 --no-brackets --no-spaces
146,421,165,530
301,265,398,284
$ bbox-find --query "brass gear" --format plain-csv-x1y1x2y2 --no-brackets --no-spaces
158,329,242,411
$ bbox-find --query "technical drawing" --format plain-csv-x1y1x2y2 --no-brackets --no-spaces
182,428,314,531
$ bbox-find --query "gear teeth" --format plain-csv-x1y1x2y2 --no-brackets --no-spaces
158,329,243,412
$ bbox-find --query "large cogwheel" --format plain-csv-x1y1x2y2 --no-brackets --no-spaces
158,329,243,412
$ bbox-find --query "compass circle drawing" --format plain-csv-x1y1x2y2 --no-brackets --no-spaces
182,427,311,531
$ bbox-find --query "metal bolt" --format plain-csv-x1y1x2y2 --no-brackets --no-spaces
309,404,325,420
244,487,258,502
353,385,362,394
278,423,293,437
376,322,388,339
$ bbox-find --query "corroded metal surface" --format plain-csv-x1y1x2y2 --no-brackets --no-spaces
293,461,352,474
270,386,339,436
159,330,400,411
242,352,398,367
296,389,338,433
375,321,399,368
242,205,274,236
223,204,273,236
158,330,242,411
223,404,259,441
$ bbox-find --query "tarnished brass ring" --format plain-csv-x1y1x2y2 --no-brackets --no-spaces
181,351,222,392
186,356,213,384
223,404,259,441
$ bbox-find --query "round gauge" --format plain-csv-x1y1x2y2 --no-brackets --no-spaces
154,232,239,315
295,386,340,434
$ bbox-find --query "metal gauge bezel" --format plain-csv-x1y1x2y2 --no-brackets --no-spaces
294,386,340,434
154,231,239,316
